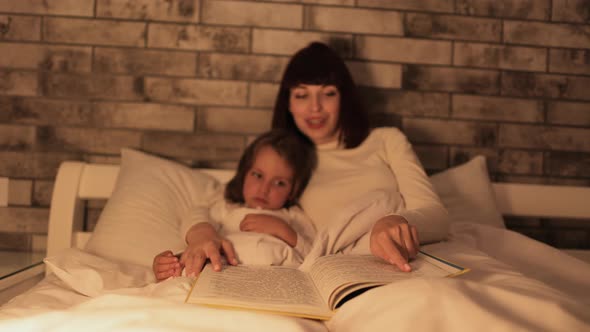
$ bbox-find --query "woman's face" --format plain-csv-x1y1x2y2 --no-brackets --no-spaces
289,84,341,145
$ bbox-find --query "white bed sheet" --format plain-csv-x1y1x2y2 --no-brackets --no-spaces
1,223,588,331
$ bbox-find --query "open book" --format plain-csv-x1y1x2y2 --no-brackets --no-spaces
185,252,468,320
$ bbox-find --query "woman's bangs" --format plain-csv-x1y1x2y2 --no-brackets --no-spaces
283,58,343,89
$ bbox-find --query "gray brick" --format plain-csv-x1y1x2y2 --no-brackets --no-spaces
346,61,401,89
198,53,288,82
0,232,31,251
7,179,32,206
84,155,120,165
0,15,41,41
456,0,550,20
496,174,590,186
368,112,401,128
0,0,94,16
452,94,543,123
44,18,146,47
0,124,35,150
252,29,352,56
202,0,302,28
501,72,590,101
34,152,84,179
0,42,91,72
40,73,144,101
406,13,501,42
546,151,590,177
145,78,248,106
549,49,590,75
32,180,53,207
547,101,590,126
36,127,142,154
355,36,451,65
198,107,271,134
92,102,195,131
359,87,449,117
449,147,498,169
454,42,546,72
504,21,590,49
148,23,249,52
307,6,402,35
302,0,354,5
0,97,93,126
142,132,244,160
0,70,38,97
0,207,49,233
499,124,590,152
497,149,544,175
31,234,46,252
403,65,500,95
403,118,497,146
414,145,449,171
97,0,199,22
358,0,453,12
249,82,279,108
0,152,34,177
94,47,197,76
552,0,590,23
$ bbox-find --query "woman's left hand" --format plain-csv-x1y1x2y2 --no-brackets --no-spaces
370,215,419,272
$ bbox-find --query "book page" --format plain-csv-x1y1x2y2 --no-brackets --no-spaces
186,264,332,319
309,253,462,309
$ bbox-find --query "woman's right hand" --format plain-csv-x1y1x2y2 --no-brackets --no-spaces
181,222,238,277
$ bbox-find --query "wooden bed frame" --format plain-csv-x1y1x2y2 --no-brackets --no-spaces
46,161,590,267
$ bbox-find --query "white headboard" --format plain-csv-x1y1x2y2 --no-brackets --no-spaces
46,161,590,263
46,162,234,259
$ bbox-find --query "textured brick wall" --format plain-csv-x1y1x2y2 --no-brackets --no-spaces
0,0,588,252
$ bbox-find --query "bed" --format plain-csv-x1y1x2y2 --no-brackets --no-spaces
0,148,588,331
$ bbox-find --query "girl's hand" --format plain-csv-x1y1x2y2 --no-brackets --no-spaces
152,250,182,282
240,214,297,247
181,223,238,277
370,215,419,272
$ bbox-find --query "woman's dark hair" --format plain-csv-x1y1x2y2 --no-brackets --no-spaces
225,129,317,208
271,41,369,148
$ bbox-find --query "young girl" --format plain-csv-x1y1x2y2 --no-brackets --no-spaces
153,129,317,281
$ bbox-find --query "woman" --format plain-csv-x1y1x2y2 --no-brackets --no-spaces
181,42,449,276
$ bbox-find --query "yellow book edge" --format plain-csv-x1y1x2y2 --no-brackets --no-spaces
183,276,334,320
184,252,469,321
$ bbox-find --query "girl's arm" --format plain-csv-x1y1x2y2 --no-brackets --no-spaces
240,214,297,247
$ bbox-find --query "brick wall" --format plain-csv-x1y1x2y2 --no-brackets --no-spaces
0,0,588,252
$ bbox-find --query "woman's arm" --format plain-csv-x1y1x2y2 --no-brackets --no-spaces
382,128,450,244
370,128,450,271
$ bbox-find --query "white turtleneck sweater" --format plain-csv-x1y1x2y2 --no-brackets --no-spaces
299,127,450,246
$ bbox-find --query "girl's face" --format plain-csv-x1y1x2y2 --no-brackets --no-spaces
242,146,294,210
289,84,341,145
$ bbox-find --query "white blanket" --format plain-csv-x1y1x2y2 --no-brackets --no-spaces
1,223,588,331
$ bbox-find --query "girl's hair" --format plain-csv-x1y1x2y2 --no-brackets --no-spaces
271,41,369,149
224,129,317,208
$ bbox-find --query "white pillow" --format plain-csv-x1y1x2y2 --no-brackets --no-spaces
84,148,222,267
429,155,505,228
